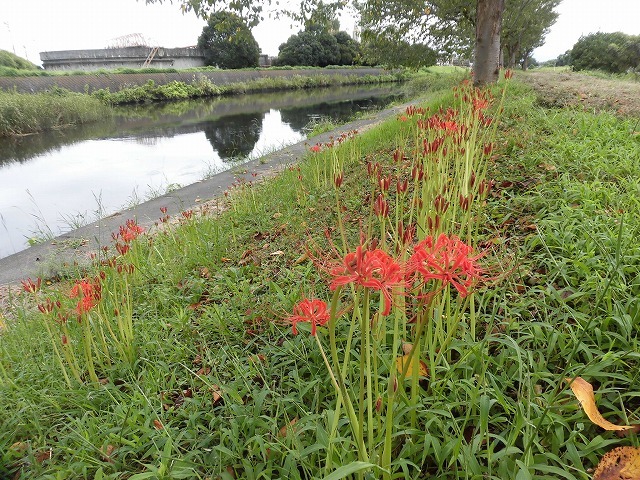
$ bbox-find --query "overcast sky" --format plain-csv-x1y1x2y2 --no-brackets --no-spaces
1,0,638,66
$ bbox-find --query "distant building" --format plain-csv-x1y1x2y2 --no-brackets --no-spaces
40,46,206,71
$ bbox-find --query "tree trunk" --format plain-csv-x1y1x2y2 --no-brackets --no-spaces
473,0,505,86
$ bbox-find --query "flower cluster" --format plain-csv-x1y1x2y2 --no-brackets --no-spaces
288,298,330,336
69,278,102,316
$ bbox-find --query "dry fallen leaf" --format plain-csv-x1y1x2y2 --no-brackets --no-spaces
101,444,116,463
10,442,28,453
278,417,299,437
565,377,634,431
593,446,640,480
210,384,223,406
153,419,164,430
396,354,428,378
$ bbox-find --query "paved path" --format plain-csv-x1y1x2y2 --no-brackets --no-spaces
0,99,413,286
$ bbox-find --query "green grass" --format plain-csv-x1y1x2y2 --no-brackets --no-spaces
1,76,639,478
0,87,111,136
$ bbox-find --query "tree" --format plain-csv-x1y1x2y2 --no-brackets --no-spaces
145,0,513,85
501,0,559,69
361,32,436,69
275,25,342,67
197,11,260,69
570,32,640,74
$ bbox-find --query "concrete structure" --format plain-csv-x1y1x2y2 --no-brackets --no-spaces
40,46,205,71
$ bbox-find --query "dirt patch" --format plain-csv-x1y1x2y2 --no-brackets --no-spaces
518,70,640,117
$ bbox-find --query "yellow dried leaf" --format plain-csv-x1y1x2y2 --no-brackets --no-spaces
594,446,640,480
565,377,634,431
396,355,428,378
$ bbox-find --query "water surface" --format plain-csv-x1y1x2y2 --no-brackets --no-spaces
0,85,403,259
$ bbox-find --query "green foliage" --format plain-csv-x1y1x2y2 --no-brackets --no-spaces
0,88,110,136
276,25,353,67
197,11,260,69
361,31,437,69
0,49,39,71
570,32,640,73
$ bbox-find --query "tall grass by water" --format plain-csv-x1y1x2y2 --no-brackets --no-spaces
1,74,639,478
0,87,110,137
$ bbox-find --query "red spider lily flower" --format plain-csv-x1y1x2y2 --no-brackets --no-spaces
21,277,41,294
69,279,102,316
116,243,130,256
408,234,484,297
310,143,322,153
329,246,404,315
287,298,330,336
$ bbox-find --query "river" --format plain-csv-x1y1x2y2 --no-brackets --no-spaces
0,84,404,259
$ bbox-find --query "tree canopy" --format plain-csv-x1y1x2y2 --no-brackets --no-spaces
276,25,352,67
145,0,559,84
570,32,640,74
197,11,261,69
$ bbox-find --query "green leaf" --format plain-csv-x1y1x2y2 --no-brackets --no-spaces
322,462,378,480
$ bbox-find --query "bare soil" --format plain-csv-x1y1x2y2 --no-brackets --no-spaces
518,70,640,118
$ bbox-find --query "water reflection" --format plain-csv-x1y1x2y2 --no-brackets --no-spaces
203,112,265,161
0,84,404,258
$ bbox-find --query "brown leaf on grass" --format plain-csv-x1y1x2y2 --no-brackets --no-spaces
101,444,116,463
210,384,223,407
593,446,640,480
10,442,28,453
153,419,164,430
565,377,635,431
200,267,211,279
35,448,52,463
278,417,299,438
396,355,428,378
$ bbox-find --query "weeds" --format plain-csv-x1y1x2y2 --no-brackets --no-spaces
1,73,639,478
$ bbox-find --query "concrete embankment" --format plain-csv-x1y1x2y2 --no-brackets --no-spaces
0,68,391,94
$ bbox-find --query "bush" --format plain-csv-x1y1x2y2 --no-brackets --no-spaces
275,26,360,67
570,32,640,73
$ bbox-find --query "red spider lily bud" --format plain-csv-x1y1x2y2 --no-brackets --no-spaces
404,223,416,245
369,238,379,251
459,194,471,212
375,397,383,413
102,246,109,254
114,308,120,316
469,171,477,188
373,194,389,218
117,264,124,274
127,264,135,274
483,143,494,156
379,175,391,193
61,335,68,345
441,147,448,157
393,149,403,162
427,215,441,232
182,210,193,219
38,299,56,314
334,172,343,188
99,271,106,280
116,243,130,256
21,277,41,294
411,166,424,181
434,195,449,214
90,253,96,260
504,69,514,79
57,312,68,324
396,178,408,194
160,206,168,214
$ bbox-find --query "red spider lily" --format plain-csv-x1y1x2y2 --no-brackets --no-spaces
38,298,60,314
69,278,102,316
310,143,322,153
334,172,344,188
408,234,484,297
21,277,41,294
504,69,514,79
115,243,130,256
288,298,330,336
373,194,389,218
330,246,404,315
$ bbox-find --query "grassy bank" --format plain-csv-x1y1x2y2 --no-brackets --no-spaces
2,75,639,479
0,87,111,136
0,67,461,136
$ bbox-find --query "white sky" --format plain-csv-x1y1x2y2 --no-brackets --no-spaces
0,0,638,65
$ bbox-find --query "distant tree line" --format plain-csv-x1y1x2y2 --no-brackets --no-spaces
548,32,640,74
